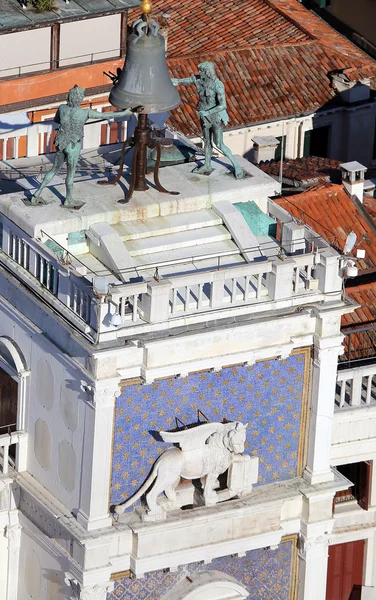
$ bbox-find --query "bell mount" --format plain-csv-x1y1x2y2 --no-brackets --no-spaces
99,0,180,204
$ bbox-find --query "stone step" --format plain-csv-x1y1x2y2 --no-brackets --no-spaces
132,239,242,274
113,209,222,241
125,225,232,257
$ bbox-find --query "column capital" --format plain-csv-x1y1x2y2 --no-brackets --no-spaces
65,573,114,600
298,534,329,561
4,523,22,550
82,377,121,409
313,335,344,367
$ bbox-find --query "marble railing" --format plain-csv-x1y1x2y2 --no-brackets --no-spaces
0,431,27,475
0,214,343,340
335,364,376,408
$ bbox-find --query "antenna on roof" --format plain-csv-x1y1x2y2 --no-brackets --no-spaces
343,231,357,254
342,231,358,278
279,122,285,188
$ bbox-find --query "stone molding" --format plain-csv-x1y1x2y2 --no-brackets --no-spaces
65,573,114,600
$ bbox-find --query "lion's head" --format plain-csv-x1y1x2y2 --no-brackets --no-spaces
223,422,248,454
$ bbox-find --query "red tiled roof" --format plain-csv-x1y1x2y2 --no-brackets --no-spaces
363,197,376,223
128,0,376,134
274,184,376,271
258,155,341,184
341,280,376,360
344,281,376,328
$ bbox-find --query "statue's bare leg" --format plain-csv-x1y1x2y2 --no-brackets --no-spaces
203,473,219,505
165,476,180,506
30,151,65,204
192,122,214,175
64,142,82,207
213,124,244,179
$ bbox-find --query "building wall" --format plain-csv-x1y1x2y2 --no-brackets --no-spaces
222,105,376,167
0,296,88,513
0,14,123,80
17,516,68,600
0,28,51,78
59,15,121,68
108,537,297,600
111,351,310,508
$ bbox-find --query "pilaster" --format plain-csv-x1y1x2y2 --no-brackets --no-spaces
77,378,120,532
298,534,329,600
5,518,22,600
304,333,344,485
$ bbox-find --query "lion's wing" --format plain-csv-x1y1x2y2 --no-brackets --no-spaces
160,422,225,451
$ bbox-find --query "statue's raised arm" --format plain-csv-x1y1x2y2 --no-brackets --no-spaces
30,85,143,209
174,62,244,180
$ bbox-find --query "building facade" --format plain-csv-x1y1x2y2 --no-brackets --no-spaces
0,143,373,600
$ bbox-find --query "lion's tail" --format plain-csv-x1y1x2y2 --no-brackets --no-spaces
114,464,158,514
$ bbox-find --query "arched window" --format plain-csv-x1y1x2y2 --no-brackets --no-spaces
0,337,29,470
162,571,249,600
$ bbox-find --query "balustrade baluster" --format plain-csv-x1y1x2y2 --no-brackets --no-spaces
132,295,138,321
366,376,373,404
339,380,347,408
119,297,125,317
244,275,250,301
17,238,22,264
172,288,178,314
2,443,9,475
198,283,203,309
72,284,78,314
231,278,237,303
184,286,190,311
256,273,262,299
46,263,51,290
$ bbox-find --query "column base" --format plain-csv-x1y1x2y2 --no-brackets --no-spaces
76,509,112,532
303,467,334,486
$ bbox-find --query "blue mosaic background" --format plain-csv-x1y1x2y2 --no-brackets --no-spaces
108,539,295,600
111,352,307,507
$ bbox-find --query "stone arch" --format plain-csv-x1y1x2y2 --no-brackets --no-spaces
0,337,29,470
162,571,249,600
0,336,28,375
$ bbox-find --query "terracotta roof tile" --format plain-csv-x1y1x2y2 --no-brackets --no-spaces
341,281,376,359
274,184,376,271
258,156,341,185
128,0,376,134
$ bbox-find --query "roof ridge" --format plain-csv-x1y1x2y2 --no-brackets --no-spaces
262,0,316,42
285,183,345,202
265,0,375,67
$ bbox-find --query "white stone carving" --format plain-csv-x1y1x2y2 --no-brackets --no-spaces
114,421,257,521
64,573,114,600
298,535,329,561
64,573,80,600
4,524,22,549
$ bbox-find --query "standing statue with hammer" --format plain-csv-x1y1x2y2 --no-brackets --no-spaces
172,62,244,179
30,85,142,208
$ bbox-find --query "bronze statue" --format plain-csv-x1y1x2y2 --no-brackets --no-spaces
172,62,244,179
30,85,142,208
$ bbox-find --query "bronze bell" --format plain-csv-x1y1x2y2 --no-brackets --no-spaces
109,17,180,114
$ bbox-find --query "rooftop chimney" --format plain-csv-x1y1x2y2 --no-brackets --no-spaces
340,161,367,203
330,71,371,104
252,136,280,164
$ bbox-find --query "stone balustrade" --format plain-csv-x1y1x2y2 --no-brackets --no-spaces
0,212,343,341
0,431,27,475
336,364,376,408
